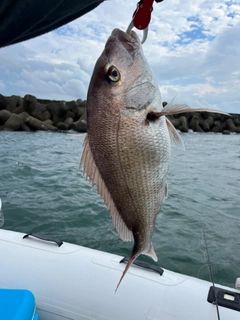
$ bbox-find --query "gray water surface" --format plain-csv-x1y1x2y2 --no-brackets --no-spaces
0,131,239,287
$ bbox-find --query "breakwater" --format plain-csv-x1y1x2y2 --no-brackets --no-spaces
0,94,239,134
0,94,87,132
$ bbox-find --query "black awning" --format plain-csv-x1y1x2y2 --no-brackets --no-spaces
0,0,104,48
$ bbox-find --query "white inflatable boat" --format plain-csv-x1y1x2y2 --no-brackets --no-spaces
0,228,239,320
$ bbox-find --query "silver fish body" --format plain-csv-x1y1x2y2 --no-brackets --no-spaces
81,28,171,290
80,28,226,290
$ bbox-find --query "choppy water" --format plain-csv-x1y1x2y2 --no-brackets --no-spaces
0,131,239,288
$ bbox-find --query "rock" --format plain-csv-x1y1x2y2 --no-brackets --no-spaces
23,95,38,113
179,116,188,132
46,102,68,125
168,118,181,130
18,112,30,122
38,103,47,113
201,117,214,132
211,125,222,133
201,112,221,121
225,118,240,133
20,122,32,132
25,116,57,131
5,95,23,112
0,94,8,110
0,109,12,125
178,112,193,121
64,117,74,126
189,115,204,132
13,105,24,114
43,119,53,126
43,110,52,120
37,98,55,105
65,111,75,120
76,99,83,106
79,109,87,122
74,100,87,119
30,106,45,121
77,107,86,119
69,104,79,114
211,118,226,132
66,100,77,111
222,130,230,135
71,119,87,132
22,96,45,120
220,114,229,122
56,122,69,131
217,120,227,131
4,114,23,131
78,100,87,108
233,115,240,127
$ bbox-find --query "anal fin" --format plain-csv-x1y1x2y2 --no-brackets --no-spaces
143,243,158,262
80,134,134,242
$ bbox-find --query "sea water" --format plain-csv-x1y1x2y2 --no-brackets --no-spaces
0,131,239,287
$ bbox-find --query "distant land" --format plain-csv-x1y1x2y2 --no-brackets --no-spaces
0,94,239,134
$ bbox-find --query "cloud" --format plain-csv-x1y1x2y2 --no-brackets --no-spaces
0,0,239,113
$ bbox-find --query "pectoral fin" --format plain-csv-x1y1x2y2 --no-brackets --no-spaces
159,103,230,117
166,118,184,148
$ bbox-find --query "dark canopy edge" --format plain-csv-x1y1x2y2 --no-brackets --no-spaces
0,0,104,48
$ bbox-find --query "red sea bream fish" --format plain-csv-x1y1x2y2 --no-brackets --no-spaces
80,28,227,291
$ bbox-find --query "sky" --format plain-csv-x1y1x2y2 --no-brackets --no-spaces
0,0,239,113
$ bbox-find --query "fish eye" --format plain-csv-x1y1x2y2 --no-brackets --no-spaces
107,66,120,82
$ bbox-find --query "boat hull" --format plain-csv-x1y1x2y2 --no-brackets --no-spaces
0,229,239,320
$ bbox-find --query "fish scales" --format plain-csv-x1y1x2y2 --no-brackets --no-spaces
81,28,172,291
88,108,170,234
81,28,228,291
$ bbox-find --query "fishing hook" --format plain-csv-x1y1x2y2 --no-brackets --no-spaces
126,0,164,44
126,20,148,44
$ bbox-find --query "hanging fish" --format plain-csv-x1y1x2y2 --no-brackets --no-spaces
80,28,227,291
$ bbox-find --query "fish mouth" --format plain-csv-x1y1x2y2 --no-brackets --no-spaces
111,28,140,45
108,28,141,53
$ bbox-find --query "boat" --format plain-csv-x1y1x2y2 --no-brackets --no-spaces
0,228,239,319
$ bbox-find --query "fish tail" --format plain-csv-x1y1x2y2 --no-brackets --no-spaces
115,250,138,293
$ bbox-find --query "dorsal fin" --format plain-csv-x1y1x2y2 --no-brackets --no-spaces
80,134,134,242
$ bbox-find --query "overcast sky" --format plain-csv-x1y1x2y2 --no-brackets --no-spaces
0,0,239,113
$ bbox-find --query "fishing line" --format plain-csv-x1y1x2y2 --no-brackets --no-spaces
0,198,4,228
201,220,221,320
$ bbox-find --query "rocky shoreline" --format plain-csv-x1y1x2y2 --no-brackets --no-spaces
0,94,87,132
0,94,239,134
167,112,240,134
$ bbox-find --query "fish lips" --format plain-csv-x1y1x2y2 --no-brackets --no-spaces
104,29,140,68
107,28,140,54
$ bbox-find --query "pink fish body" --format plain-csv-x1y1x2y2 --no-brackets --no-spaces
81,28,228,291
